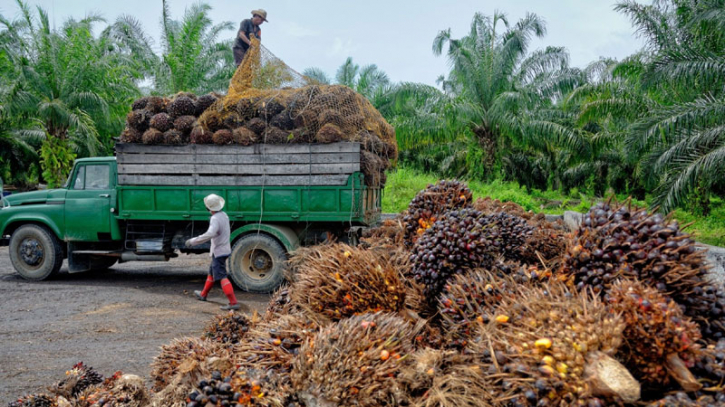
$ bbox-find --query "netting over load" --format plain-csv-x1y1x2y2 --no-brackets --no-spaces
120,39,397,187
198,39,397,186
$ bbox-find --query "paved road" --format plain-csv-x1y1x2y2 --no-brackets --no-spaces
0,248,270,403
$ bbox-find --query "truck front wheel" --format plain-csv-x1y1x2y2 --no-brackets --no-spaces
9,224,64,280
229,234,287,293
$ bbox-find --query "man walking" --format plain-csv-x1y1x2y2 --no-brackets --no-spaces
233,9,268,66
186,194,240,311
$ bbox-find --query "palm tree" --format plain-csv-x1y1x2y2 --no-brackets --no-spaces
388,12,582,181
578,0,725,214
1,0,141,187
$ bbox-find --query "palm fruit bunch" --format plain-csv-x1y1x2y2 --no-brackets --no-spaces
173,115,196,135
403,180,473,246
232,314,322,403
149,113,172,132
438,264,549,348
474,197,568,266
288,244,406,322
185,369,281,407
264,286,303,321
163,129,184,145
469,280,640,406
559,200,725,341
212,129,233,145
691,338,725,389
190,125,213,144
361,218,406,248
202,313,251,345
51,362,104,399
647,392,725,406
410,208,533,302
8,395,58,407
291,313,415,407
141,128,163,145
606,279,703,393
149,337,222,391
194,93,218,116
125,109,151,133
167,95,196,118
75,373,150,407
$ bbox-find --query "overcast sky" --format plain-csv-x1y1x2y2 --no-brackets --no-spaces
0,0,647,86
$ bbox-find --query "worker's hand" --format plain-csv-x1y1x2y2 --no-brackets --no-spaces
185,239,193,248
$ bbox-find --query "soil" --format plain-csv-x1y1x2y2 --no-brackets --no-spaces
0,247,270,403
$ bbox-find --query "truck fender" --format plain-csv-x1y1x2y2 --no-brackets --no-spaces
230,224,299,252
2,215,64,242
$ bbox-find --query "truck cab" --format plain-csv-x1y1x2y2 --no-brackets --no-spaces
0,144,380,293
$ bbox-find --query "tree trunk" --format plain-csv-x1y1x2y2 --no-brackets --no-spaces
472,125,496,180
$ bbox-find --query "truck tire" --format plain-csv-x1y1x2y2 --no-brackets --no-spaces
9,224,64,281
229,233,287,293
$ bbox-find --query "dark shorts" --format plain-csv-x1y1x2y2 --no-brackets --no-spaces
209,255,230,281
233,47,247,66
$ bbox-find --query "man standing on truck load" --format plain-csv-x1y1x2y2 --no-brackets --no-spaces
233,9,267,66
185,194,240,311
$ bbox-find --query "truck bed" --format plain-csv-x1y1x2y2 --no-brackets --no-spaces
114,142,380,226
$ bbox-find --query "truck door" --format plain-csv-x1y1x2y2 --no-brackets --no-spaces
65,163,113,241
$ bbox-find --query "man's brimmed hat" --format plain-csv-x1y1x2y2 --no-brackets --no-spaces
251,9,268,22
204,194,225,212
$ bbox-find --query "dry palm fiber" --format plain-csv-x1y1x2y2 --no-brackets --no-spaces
232,127,258,146
50,362,103,399
201,313,252,345
149,337,224,392
194,93,217,116
403,180,473,246
469,279,639,406
438,264,550,349
607,279,703,393
559,199,725,341
360,150,385,187
190,125,213,144
245,117,267,135
167,95,196,118
163,129,185,145
291,313,416,407
120,127,141,143
8,394,59,407
234,98,256,120
76,373,151,407
141,128,164,145
149,113,173,132
173,115,196,135
315,123,343,144
126,109,151,133
410,208,533,303
212,129,233,145
232,314,322,404
261,126,290,144
288,243,407,322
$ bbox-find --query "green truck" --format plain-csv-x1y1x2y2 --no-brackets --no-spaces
0,142,380,292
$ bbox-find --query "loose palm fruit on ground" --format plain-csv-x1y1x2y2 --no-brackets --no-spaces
291,313,415,407
8,394,58,407
403,180,473,246
201,313,251,345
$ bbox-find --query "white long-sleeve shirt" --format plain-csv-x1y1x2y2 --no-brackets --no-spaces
189,212,231,257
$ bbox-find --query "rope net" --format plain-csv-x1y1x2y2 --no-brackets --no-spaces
197,39,397,187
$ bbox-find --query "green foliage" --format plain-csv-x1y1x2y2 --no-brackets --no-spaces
39,135,75,188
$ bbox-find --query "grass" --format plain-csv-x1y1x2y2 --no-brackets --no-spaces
382,167,725,247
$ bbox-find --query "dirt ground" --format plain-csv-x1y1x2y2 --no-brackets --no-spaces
0,247,271,403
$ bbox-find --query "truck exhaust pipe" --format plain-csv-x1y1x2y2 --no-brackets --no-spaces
120,252,168,262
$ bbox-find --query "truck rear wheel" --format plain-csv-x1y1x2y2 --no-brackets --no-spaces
9,224,64,281
229,234,287,293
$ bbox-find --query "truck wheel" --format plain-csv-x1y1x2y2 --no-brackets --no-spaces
9,224,64,281
229,234,287,293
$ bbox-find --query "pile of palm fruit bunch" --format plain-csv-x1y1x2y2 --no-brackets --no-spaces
11,181,725,407
120,93,218,146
